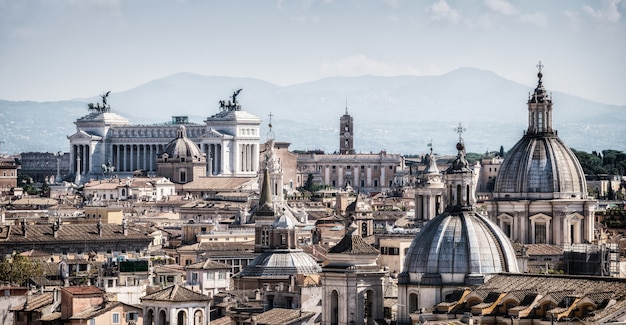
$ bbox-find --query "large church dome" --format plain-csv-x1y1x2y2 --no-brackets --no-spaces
493,67,587,200
493,135,586,198
402,211,518,285
161,125,204,161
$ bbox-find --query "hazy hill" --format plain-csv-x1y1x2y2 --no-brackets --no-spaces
1,68,624,156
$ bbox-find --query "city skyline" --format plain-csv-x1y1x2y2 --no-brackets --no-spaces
0,0,625,106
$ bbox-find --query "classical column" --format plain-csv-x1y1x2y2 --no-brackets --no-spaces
123,145,128,172
129,145,134,172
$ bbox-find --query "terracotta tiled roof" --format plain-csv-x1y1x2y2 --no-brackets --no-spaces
2,223,154,244
181,177,256,191
10,292,53,311
141,284,210,302
70,301,141,320
246,308,315,325
524,244,564,256
186,259,231,270
63,286,104,295
211,316,233,325
328,233,379,255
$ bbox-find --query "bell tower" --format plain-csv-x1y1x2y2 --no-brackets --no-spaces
339,102,355,155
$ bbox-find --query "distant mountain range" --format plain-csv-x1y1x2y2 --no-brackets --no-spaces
1,67,624,156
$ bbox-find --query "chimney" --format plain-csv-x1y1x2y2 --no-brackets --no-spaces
52,218,61,238
21,219,27,238
97,218,103,237
122,218,128,236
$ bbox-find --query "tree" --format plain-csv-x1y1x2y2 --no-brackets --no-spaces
499,146,505,158
0,254,44,286
40,181,50,197
304,173,314,192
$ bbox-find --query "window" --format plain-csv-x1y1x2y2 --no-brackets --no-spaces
112,312,120,324
535,224,547,244
218,270,226,279
389,166,393,170
127,312,139,322
89,319,95,325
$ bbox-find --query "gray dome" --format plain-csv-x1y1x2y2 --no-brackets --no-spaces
161,125,204,161
493,135,587,199
238,249,321,277
402,211,518,285
493,66,587,200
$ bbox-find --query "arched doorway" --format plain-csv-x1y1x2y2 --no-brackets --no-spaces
364,290,376,325
331,290,339,325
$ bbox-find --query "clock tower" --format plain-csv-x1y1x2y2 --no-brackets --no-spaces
339,105,355,155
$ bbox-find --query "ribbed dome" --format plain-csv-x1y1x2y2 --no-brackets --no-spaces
493,66,587,200
161,125,204,161
403,211,518,285
238,250,321,277
493,134,587,199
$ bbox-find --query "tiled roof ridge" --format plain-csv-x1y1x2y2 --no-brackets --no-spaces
328,233,379,255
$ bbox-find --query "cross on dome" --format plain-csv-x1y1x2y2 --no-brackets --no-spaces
266,112,275,140
454,122,466,143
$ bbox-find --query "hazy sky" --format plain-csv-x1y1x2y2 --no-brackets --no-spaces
1,0,624,105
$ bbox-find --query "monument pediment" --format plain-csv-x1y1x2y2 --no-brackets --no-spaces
67,130,102,141
201,128,233,139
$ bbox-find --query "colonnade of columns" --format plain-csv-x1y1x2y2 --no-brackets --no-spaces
112,144,164,173
71,144,91,174
202,143,222,175
239,143,257,173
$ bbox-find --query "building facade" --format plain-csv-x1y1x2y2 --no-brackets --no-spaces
67,91,261,183
484,65,596,246
297,151,405,193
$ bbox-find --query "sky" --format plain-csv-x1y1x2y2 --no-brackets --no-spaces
0,0,624,105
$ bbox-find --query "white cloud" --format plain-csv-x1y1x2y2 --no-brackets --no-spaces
484,0,518,16
518,12,547,27
321,55,421,77
277,0,314,12
583,0,622,23
383,0,401,9
563,9,581,30
427,0,461,24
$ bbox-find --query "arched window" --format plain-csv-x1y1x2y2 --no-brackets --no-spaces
194,310,203,325
409,293,419,313
146,309,154,325
159,310,167,325
177,310,187,325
